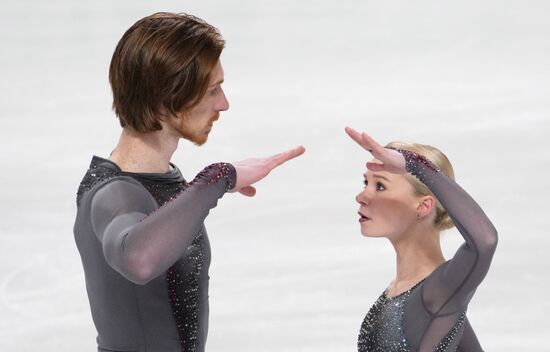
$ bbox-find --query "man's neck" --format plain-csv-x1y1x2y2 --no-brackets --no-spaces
109,127,180,173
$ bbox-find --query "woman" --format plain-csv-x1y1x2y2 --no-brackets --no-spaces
345,127,497,352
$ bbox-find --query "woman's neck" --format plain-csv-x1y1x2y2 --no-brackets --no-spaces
109,127,180,173
387,226,445,296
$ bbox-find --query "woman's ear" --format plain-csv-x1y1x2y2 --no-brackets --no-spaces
416,195,435,219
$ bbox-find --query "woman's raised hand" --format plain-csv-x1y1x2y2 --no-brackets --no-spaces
230,146,306,197
345,127,406,174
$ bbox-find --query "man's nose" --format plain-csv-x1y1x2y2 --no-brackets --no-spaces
217,89,229,111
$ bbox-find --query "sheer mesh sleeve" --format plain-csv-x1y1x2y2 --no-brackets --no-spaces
90,163,236,285
400,150,498,316
457,317,483,352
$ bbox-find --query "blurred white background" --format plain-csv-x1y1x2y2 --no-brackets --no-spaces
0,0,548,351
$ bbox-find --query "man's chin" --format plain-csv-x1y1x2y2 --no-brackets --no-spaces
178,128,210,146
193,138,207,146
188,133,209,146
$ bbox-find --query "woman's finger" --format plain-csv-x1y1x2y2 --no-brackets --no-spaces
366,161,385,172
360,132,384,155
345,127,369,150
345,128,407,174
345,127,378,154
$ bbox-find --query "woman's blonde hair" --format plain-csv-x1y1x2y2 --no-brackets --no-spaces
385,141,456,231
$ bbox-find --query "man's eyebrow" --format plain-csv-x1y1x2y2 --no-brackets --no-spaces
209,78,224,86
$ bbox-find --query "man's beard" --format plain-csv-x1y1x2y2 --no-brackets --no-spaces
179,127,209,146
177,116,217,146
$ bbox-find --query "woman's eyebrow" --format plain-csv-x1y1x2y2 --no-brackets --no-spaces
373,174,390,182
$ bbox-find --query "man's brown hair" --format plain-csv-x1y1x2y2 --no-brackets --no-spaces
109,12,225,132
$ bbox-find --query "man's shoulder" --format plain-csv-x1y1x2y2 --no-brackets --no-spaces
76,156,147,207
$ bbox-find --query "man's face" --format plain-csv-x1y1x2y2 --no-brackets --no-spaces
170,60,229,145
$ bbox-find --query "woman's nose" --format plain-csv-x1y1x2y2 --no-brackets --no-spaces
356,190,369,205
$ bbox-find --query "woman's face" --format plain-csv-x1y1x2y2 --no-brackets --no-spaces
355,165,421,239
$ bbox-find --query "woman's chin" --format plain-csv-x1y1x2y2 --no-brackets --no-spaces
360,227,387,238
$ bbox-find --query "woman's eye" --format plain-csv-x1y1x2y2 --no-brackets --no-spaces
376,182,385,191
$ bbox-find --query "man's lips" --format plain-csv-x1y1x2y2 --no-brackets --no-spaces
206,117,218,131
207,116,219,129
358,211,371,222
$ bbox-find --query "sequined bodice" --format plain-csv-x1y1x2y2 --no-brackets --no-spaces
358,283,421,352
140,176,206,352
358,281,465,352
77,156,209,352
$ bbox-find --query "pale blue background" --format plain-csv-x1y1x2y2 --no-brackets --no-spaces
1,1,548,351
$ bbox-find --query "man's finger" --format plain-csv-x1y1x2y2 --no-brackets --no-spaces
268,146,305,169
239,186,256,197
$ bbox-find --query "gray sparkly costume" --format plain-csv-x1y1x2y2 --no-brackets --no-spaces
74,156,235,352
357,150,498,352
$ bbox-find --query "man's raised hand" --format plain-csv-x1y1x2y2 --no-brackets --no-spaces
230,146,305,197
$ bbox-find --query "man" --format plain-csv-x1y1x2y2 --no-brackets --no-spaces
73,12,303,352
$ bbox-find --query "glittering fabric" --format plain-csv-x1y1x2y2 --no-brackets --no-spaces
356,147,496,352
358,281,466,352
197,162,235,191
435,313,466,352
139,174,204,352
132,163,233,352
76,159,118,206
165,235,204,351
76,157,234,352
358,282,422,352
398,149,440,173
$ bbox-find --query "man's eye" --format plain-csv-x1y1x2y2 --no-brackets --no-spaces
376,182,385,191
